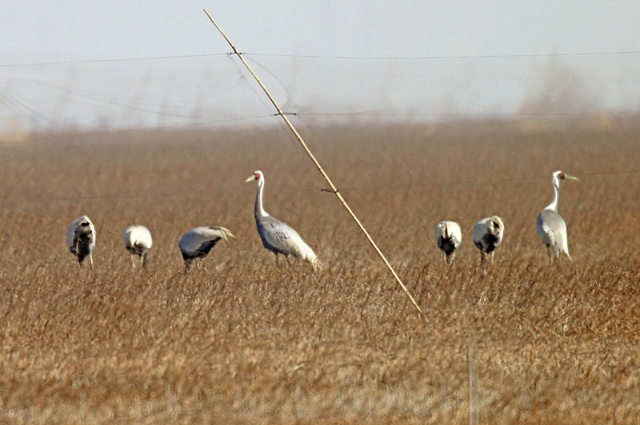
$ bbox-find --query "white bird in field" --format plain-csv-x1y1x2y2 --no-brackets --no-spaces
67,215,96,269
178,226,234,270
536,170,579,262
473,215,504,263
122,225,153,269
434,221,462,264
245,170,321,270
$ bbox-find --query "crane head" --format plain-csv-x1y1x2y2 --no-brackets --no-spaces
245,170,264,183
553,170,579,187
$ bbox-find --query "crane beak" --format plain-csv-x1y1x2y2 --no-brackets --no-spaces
245,175,256,183
565,174,579,181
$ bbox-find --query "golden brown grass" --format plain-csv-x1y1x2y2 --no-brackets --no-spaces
0,119,639,424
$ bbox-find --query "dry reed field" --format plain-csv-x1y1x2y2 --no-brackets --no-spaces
0,119,639,424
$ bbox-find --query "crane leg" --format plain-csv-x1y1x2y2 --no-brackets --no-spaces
130,254,136,268
89,254,94,270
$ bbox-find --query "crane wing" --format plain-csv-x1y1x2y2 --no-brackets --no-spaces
179,227,233,257
259,219,302,248
537,209,567,251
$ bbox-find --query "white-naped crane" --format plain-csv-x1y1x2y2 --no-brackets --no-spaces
122,225,153,269
473,215,504,263
67,215,96,269
178,226,234,270
245,170,321,270
536,170,579,262
434,221,462,264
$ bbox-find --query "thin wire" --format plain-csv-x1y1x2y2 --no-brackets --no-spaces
203,8,427,321
247,50,640,60
0,53,230,68
2,50,639,68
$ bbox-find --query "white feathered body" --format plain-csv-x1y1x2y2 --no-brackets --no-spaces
473,216,504,260
434,221,462,263
122,225,153,267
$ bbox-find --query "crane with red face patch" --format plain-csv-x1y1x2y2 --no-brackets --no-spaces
245,170,320,270
536,170,579,262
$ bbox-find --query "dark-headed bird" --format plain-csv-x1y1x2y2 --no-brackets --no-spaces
178,226,234,270
473,215,504,263
122,225,153,269
67,215,96,269
245,170,320,270
434,221,462,264
536,170,579,262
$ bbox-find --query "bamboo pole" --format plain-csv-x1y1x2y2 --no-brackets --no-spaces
203,9,425,321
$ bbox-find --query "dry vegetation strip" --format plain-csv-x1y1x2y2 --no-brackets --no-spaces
0,120,639,424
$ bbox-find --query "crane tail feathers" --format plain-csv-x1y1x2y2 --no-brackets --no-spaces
309,256,323,271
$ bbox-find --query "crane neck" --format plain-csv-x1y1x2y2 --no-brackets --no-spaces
255,178,269,218
545,183,560,212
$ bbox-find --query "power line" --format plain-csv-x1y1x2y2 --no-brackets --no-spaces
0,53,230,68
1,50,640,68
249,50,640,61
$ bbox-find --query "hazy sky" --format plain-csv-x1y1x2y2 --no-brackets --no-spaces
2,1,640,63
2,1,640,131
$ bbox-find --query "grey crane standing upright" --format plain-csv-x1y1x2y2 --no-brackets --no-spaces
536,170,579,262
67,215,96,269
245,170,320,270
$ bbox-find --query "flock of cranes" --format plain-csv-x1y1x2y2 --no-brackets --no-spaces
66,170,578,270
435,170,579,264
67,170,320,271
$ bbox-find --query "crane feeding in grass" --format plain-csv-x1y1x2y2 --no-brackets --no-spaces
245,170,320,270
122,225,153,269
434,221,462,264
473,215,504,264
536,170,579,262
178,226,234,270
67,215,96,269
